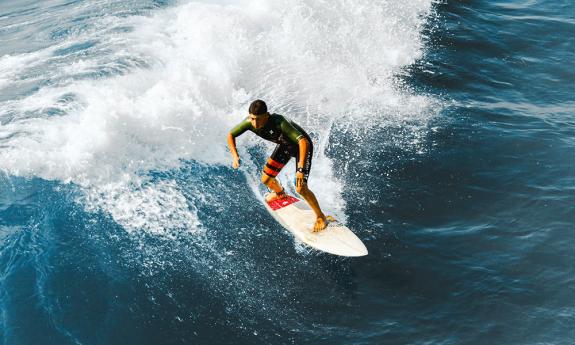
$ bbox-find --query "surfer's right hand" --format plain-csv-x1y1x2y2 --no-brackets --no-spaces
232,156,240,169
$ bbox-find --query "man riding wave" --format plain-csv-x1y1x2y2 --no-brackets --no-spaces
227,100,329,231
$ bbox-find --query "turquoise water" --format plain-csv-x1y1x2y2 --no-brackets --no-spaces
1,0,574,344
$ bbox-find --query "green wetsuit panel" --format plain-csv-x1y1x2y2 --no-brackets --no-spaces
229,118,252,138
229,114,306,147
279,117,304,145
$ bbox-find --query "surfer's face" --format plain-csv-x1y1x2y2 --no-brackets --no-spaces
249,112,269,129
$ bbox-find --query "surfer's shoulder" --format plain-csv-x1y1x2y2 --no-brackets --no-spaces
270,113,288,124
229,116,253,137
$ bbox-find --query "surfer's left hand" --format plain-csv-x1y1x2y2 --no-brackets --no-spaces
295,171,304,188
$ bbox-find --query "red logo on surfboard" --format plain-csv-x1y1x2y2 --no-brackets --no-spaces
267,195,299,211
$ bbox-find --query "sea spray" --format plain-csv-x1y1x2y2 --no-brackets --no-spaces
0,0,438,237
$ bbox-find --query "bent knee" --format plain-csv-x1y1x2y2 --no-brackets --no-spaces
296,184,308,195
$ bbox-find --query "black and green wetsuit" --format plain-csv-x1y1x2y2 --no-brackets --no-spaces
230,114,313,181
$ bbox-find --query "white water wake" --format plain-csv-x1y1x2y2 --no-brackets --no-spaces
0,0,438,234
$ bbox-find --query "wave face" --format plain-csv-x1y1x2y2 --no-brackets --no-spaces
0,0,438,343
2,0,573,344
0,0,436,233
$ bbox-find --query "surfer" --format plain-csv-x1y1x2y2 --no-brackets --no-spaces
227,100,329,231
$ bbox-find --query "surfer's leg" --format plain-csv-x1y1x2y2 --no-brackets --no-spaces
261,173,284,192
293,138,328,231
262,174,288,202
296,184,328,232
263,145,291,201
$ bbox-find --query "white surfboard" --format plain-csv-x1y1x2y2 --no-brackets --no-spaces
263,193,368,257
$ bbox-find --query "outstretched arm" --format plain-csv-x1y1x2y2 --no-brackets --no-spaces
228,118,251,169
227,133,240,169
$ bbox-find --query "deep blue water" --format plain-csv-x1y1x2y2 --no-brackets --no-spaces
1,0,574,344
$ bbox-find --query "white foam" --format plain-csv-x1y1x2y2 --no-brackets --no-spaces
0,0,438,234
82,178,202,236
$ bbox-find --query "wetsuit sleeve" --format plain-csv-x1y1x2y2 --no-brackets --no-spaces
279,117,304,145
229,118,252,138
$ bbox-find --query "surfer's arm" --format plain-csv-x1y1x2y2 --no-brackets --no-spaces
227,133,240,168
297,137,309,169
278,117,307,182
279,117,305,154
295,137,309,188
228,118,251,169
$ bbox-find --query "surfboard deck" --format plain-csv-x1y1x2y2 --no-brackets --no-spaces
263,193,368,257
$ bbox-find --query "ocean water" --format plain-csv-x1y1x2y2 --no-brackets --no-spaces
0,0,573,344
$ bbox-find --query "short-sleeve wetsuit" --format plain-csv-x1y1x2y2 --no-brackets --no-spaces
229,113,313,182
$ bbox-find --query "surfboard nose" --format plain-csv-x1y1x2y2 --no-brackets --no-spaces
264,193,368,257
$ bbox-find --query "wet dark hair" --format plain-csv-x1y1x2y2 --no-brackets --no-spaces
249,99,267,116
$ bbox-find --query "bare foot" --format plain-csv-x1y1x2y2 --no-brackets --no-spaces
312,215,336,232
265,190,287,202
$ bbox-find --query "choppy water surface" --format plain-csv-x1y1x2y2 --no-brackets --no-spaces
0,0,574,344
